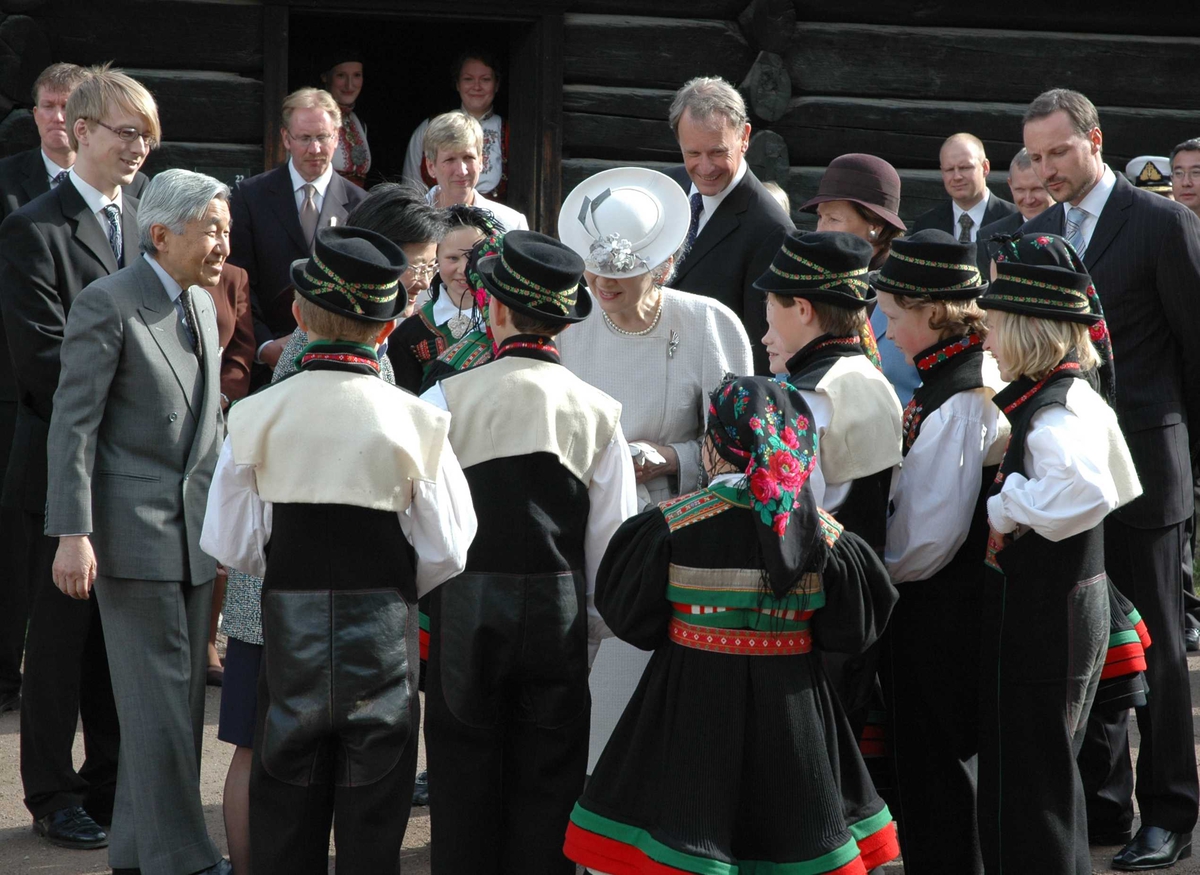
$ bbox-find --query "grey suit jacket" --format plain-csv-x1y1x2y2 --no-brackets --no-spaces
45,256,221,583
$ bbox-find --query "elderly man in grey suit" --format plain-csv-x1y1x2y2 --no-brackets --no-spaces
45,169,232,875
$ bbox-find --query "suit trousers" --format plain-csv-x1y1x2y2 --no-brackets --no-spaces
19,512,119,822
94,575,220,875
1078,519,1199,834
0,398,27,699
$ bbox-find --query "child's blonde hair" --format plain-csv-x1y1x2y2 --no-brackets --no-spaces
889,295,988,340
294,292,386,344
988,309,1099,380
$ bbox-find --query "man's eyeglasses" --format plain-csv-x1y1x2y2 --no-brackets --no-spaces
1171,168,1200,182
287,132,336,149
406,263,437,281
93,120,158,150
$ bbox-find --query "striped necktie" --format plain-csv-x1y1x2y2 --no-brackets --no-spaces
101,203,122,265
684,192,704,252
1065,206,1088,258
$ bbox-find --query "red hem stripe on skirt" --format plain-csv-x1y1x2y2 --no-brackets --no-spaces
856,820,901,870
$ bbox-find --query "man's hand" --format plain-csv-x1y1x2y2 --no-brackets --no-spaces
633,441,679,485
259,338,286,370
52,535,98,600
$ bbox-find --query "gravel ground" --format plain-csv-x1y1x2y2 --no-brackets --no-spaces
1,654,1199,874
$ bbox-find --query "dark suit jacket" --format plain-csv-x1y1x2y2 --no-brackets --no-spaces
1022,172,1200,528
228,163,367,348
666,166,794,375
0,177,139,513
975,209,1027,278
912,192,1019,239
0,149,147,404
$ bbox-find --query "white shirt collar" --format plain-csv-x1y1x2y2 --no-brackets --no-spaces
41,150,71,182
143,253,184,303
288,159,334,198
689,158,749,215
951,188,991,238
1069,164,1117,220
69,170,122,216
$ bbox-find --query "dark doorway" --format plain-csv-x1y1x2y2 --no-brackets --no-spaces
287,12,512,188
267,5,562,231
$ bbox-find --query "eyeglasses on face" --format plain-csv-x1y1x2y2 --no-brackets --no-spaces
1171,168,1200,182
92,120,158,149
406,263,437,281
287,132,336,148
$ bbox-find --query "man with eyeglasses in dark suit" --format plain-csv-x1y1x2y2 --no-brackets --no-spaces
227,87,367,385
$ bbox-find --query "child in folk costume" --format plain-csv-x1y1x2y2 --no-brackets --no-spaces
565,375,901,875
758,231,902,551
419,231,638,874
871,229,1009,875
977,232,1142,875
200,227,477,875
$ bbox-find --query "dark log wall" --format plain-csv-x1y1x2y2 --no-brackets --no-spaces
561,1,1200,231
0,0,264,186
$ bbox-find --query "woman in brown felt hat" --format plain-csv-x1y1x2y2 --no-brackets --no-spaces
802,153,918,403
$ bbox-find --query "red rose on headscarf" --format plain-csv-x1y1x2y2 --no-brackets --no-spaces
770,451,804,490
781,426,799,449
750,468,780,503
772,512,789,537
748,415,762,431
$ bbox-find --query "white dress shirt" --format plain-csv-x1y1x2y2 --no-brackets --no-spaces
951,189,991,243
199,432,477,597
987,377,1141,542
288,159,334,215
42,151,71,185
69,171,123,238
689,158,748,236
886,357,1008,583
1063,164,1117,251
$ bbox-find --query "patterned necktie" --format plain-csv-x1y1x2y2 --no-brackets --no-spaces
957,212,974,244
1065,206,1088,258
50,170,69,188
299,183,319,248
101,203,122,265
178,287,203,360
684,191,704,252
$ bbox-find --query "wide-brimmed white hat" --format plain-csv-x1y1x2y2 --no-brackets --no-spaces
559,167,691,279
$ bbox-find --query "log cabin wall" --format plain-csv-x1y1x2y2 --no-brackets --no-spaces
560,1,1200,231
0,0,265,185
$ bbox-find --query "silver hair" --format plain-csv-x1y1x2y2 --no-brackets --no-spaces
138,169,230,254
668,76,748,137
1009,147,1033,172
649,240,690,287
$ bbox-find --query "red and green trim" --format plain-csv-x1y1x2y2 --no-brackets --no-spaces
661,490,734,532
418,610,430,662
669,618,814,655
818,509,843,547
1127,607,1152,650
1102,629,1147,680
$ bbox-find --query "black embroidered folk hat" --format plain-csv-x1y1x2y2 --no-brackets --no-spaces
475,230,592,324
752,230,875,308
799,153,906,231
871,229,987,299
291,226,408,323
979,232,1100,325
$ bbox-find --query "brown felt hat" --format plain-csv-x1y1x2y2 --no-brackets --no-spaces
800,153,906,232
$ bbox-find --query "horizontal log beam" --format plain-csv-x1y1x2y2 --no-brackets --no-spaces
144,142,263,188
566,0,746,17
564,14,754,89
562,84,675,119
130,70,262,144
785,23,1200,109
564,111,676,160
43,0,262,73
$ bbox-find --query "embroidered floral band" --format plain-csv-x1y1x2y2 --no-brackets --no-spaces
304,250,399,315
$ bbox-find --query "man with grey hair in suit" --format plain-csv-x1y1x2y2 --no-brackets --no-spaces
45,168,232,875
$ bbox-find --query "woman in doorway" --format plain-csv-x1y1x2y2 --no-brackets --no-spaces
321,49,370,188
402,50,509,201
556,166,752,774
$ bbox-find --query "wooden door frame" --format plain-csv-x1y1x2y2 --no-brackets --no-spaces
261,2,563,232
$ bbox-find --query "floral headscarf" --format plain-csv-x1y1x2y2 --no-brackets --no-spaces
707,375,826,598
988,231,1115,406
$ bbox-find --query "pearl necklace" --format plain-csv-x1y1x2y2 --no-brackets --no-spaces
602,292,664,337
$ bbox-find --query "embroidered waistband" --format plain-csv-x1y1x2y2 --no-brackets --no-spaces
668,617,813,655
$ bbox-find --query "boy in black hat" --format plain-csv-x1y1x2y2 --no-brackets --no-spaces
200,226,478,875
419,230,638,875
870,228,1007,875
757,231,902,551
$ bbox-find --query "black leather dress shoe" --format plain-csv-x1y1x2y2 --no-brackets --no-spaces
0,689,19,713
1186,627,1200,652
1113,825,1192,870
32,805,108,849
412,769,429,806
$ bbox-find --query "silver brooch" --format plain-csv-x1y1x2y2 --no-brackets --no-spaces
668,329,680,359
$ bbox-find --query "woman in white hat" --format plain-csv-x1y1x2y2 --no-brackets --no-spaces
558,166,753,772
